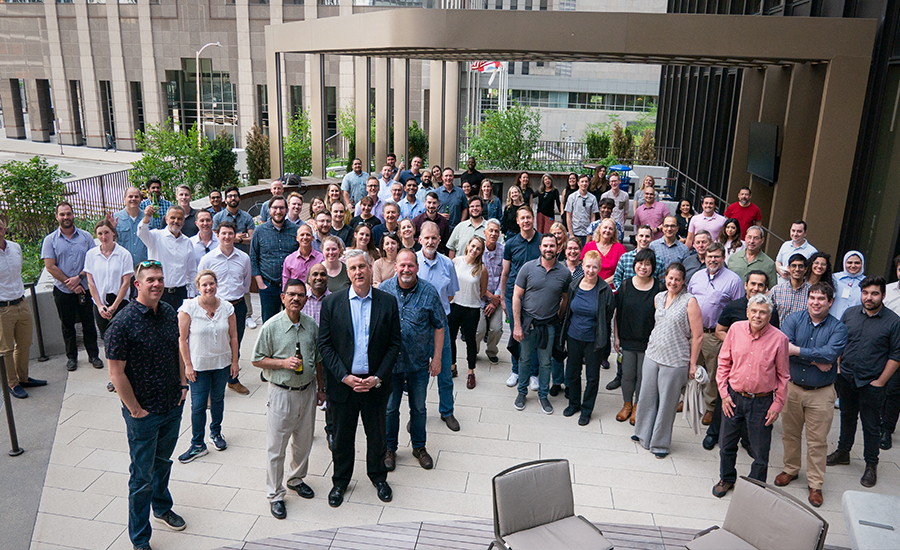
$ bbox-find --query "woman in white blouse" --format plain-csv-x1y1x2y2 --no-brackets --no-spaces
448,236,487,389
84,219,134,339
176,269,239,464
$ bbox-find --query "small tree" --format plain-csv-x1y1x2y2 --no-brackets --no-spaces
408,120,428,165
207,131,239,193
245,124,270,185
585,130,610,160
464,103,542,170
0,156,69,241
283,110,313,176
610,121,635,161
337,106,356,171
131,120,209,196
637,128,656,163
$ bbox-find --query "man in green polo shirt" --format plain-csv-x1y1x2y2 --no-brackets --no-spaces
252,278,324,520
727,225,778,288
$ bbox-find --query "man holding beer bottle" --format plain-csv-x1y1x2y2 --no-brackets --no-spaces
251,278,324,520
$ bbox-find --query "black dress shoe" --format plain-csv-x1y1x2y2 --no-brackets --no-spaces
549,384,561,397
270,500,286,519
861,464,877,488
605,375,622,391
826,449,851,466
374,481,393,502
20,377,47,388
328,486,345,508
66,359,77,371
702,435,717,451
563,405,580,417
441,414,460,432
89,356,104,369
287,480,315,499
880,430,893,450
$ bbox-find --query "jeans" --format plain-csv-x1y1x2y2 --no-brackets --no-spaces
836,374,885,465
448,303,480,370
259,282,283,323
438,325,454,417
719,390,773,484
228,298,247,385
505,294,538,377
122,403,183,548
386,368,430,450
566,337,603,412
52,288,99,361
189,366,229,447
517,325,555,400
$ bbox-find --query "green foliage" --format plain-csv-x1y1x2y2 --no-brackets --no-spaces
245,124,270,185
207,131,239,193
131,120,210,197
337,106,356,172
283,110,313,176
610,121,635,161
20,240,43,285
585,130,610,160
630,104,658,138
637,128,656,163
0,156,70,241
408,120,428,165
464,103,542,170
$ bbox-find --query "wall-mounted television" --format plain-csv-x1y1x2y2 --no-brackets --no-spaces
747,121,779,185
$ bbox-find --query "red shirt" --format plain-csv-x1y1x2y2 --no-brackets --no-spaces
724,202,762,239
580,241,626,290
717,321,790,413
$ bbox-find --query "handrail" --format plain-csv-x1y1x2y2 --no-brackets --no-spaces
660,161,786,245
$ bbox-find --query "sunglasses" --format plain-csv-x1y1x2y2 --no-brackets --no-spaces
135,260,162,275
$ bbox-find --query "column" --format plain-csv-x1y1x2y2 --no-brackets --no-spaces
804,56,872,255
355,56,371,173
429,60,444,167
136,0,161,127
374,57,390,167
725,68,764,203
43,1,77,145
309,54,327,179
107,1,136,151
74,0,103,147
752,65,791,254
443,61,460,170
236,0,255,149
25,80,52,142
0,80,26,140
267,47,284,179
393,59,409,164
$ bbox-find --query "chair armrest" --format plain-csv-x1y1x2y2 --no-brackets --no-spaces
692,525,720,540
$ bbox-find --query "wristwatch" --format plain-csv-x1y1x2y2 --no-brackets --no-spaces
373,377,381,389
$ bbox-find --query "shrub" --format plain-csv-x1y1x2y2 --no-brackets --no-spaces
207,131,239,193
637,128,656,163
408,120,428,165
0,156,69,241
585,130,610,160
284,110,313,176
464,103,542,170
131,120,209,197
245,124,270,185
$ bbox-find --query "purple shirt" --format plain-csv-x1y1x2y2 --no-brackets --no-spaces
632,201,671,240
281,248,325,289
688,212,728,241
301,289,330,326
687,266,745,329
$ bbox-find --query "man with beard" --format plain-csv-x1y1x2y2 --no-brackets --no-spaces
249,195,299,322
724,187,761,240
259,179,285,224
301,263,334,450
447,197,485,259
413,192,451,255
138,205,196,312
213,186,255,254
112,186,149,267
138,177,171,230
728,225,778,288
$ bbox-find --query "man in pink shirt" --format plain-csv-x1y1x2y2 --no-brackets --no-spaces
723,187,762,239
632,187,670,240
282,224,324,288
686,195,727,250
713,293,789,498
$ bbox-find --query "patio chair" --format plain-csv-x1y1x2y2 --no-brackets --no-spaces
489,459,613,550
687,476,828,550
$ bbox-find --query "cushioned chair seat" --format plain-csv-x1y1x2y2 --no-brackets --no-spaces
687,528,757,550
502,515,612,550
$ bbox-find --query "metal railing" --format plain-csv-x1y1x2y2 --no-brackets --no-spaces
63,169,132,219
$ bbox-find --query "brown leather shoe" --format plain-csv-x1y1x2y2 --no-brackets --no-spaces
701,411,714,426
466,373,476,390
629,406,636,426
774,472,798,487
808,488,823,508
677,401,684,413
228,382,250,395
412,447,434,470
616,402,633,422
384,450,396,471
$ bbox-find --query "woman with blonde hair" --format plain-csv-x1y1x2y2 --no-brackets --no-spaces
176,269,239,463
580,218,626,289
501,185,525,239
535,173,560,234
350,223,381,261
550,222,568,262
321,236,350,292
633,175,657,213
449,236,488,389
398,218,421,252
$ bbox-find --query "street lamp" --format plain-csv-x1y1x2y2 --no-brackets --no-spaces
196,41,222,148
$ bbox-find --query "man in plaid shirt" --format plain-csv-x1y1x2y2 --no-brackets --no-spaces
614,225,665,290
768,254,811,321
477,219,504,365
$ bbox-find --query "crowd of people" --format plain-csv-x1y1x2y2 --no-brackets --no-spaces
1,157,899,550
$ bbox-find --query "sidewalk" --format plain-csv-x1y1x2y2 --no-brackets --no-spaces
25,307,899,550
0,127,142,165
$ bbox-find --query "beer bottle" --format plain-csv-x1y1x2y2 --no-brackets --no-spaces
294,342,304,374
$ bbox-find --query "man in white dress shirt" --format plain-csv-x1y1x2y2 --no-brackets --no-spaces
138,204,197,312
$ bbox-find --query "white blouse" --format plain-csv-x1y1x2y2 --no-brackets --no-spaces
178,297,235,372
453,256,483,308
83,244,134,306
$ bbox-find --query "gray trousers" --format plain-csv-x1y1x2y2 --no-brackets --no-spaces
621,350,645,404
476,306,503,357
266,383,316,502
633,357,689,454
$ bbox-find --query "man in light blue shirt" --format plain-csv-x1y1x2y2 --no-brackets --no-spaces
341,158,369,207
113,186,148,266
399,178,426,220
436,168,469,230
416,221,460,432
349,284,372,375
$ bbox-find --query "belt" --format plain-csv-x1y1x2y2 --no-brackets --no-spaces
229,298,244,305
736,390,774,399
271,381,311,392
165,285,186,294
0,296,24,308
703,327,717,334
791,381,832,392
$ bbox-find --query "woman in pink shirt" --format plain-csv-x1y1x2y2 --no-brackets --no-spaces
580,218,626,290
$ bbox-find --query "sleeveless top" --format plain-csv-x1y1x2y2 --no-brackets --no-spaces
453,256,483,308
645,290,694,368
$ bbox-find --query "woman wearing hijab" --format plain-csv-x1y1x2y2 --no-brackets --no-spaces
832,250,866,320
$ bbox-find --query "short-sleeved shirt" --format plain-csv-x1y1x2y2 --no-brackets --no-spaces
568,284,599,342
768,281,810,321
41,227,95,293
252,309,321,388
114,209,148,266
400,197,426,220
282,248,325,289
83,244,134,305
503,231,542,295
600,188,629,227
212,208,255,253
437,185,468,230
840,305,900,387
180,207,199,238
727,249,779,289
687,267,745,329
341,171,370,205
198,246,252,301
178,298,234,372
723,202,762,239
536,188,560,218
483,241,504,299
446,218,486,258
564,192,599,236
649,238,690,271
687,212,727,241
776,239,818,267
632,201,671,240
460,170,484,190
398,170,422,186
416,250,459,316
515,259,572,329
379,276,446,372
105,300,181,414
616,277,665,351
301,289,330,326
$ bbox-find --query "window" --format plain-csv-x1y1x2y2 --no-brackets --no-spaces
257,85,268,130
290,86,303,119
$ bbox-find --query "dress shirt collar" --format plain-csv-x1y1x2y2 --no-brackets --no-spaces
349,286,373,302
742,321,771,340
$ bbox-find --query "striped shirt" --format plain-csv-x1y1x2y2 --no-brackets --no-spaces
613,248,666,290
768,281,810,321
645,291,694,368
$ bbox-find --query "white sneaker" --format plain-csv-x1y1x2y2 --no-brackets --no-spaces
529,376,539,392
246,317,258,329
505,372,519,387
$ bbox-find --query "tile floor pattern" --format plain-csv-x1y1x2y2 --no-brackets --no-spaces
31,317,899,550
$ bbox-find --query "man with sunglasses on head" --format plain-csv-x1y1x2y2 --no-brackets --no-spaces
564,174,599,243
106,259,189,550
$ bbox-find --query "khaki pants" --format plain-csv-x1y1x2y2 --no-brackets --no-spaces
0,300,33,387
476,306,503,358
266,382,317,502
781,382,836,490
699,332,723,411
